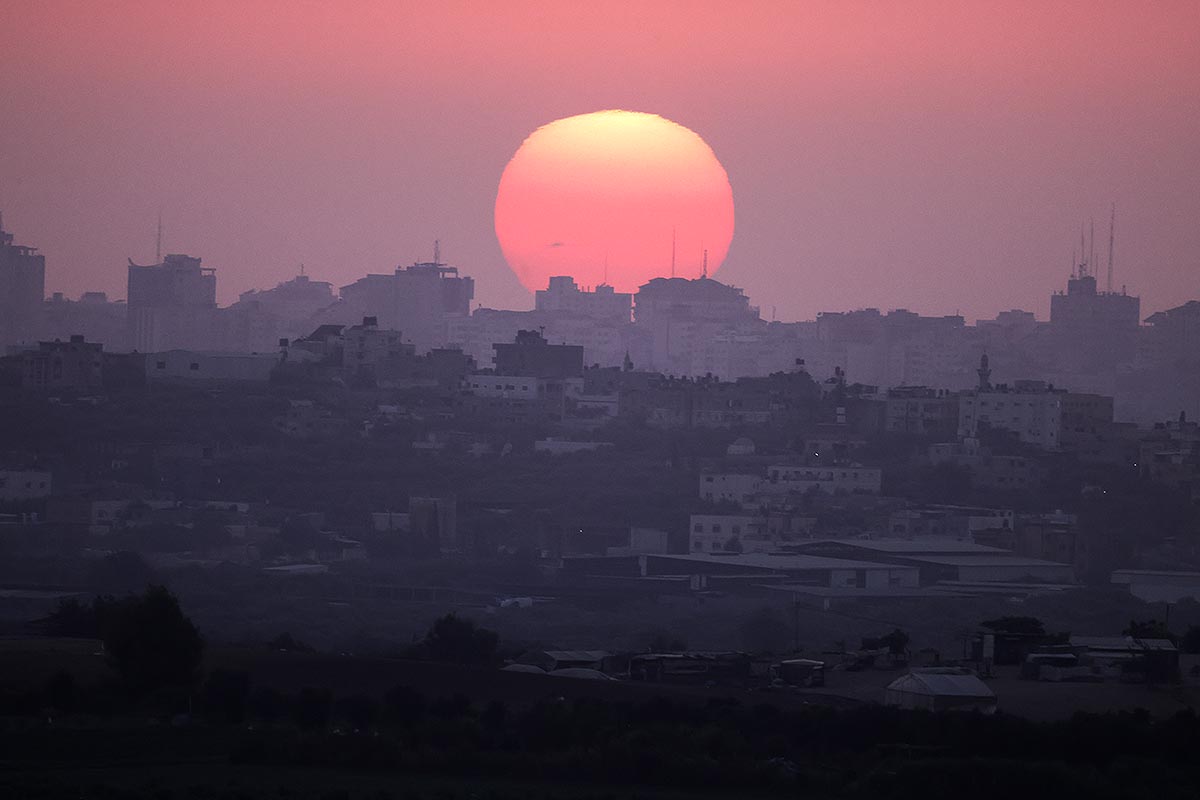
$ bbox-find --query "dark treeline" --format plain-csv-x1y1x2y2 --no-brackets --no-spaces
4,676,1200,799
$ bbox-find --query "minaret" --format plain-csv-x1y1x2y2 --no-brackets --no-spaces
977,353,992,391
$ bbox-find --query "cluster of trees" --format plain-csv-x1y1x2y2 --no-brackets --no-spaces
44,586,204,693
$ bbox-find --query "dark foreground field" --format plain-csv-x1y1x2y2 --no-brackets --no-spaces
1,758,709,800
5,638,1200,799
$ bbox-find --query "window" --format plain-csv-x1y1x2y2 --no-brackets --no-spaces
712,524,722,533
693,523,703,533
189,362,200,370
732,525,741,535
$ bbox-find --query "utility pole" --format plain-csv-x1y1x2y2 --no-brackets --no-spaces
670,227,676,278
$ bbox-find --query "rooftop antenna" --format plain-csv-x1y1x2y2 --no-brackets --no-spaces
155,210,163,263
701,248,708,279
1089,218,1095,278
300,263,306,277
603,251,609,285
1107,203,1115,293
1079,225,1087,277
433,239,441,265
670,227,676,278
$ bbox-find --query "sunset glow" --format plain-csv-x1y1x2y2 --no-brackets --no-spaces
494,110,734,293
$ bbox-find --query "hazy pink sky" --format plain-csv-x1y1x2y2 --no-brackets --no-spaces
1,0,1197,322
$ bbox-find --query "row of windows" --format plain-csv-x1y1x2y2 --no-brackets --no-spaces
692,523,744,534
470,382,531,391
0,479,48,489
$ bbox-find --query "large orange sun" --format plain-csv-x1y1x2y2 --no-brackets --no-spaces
495,110,735,294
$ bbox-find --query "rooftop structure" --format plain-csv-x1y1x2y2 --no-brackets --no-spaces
339,247,474,353
634,276,758,325
493,328,583,378
536,276,632,324
1051,214,1139,329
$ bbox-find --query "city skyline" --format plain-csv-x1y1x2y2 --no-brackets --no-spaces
1,1,1198,322
0,209,1163,326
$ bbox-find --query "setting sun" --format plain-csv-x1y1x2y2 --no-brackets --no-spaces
494,110,735,293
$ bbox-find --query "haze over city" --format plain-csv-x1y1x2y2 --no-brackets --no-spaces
2,0,1198,320
4,3,1200,799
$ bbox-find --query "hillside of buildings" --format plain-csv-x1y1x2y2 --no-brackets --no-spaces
4,218,1199,424
4,218,1200,783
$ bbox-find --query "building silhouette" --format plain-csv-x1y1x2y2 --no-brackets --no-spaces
338,252,474,353
0,215,46,347
126,254,218,352
536,276,632,323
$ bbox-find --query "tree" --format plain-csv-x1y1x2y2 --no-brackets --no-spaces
334,694,378,732
266,631,315,653
1181,626,1200,655
89,551,157,595
294,686,333,730
43,597,103,638
201,669,250,723
422,613,499,666
382,684,426,725
647,631,688,652
1124,618,1176,643
880,628,910,656
101,585,204,692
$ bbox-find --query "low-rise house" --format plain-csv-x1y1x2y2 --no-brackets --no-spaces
699,472,762,505
147,350,278,382
1111,570,1200,603
765,464,883,495
0,469,52,502
793,539,1076,585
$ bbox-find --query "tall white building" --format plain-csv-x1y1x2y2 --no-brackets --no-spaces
958,380,1064,449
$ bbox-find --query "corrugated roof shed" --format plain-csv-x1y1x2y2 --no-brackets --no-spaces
656,553,911,571
543,650,613,661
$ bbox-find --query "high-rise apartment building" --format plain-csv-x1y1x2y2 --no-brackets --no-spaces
339,255,474,353
535,276,632,323
0,216,46,347
126,254,218,352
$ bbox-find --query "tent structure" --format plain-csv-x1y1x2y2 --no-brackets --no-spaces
500,663,546,674
549,668,615,681
884,669,997,713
